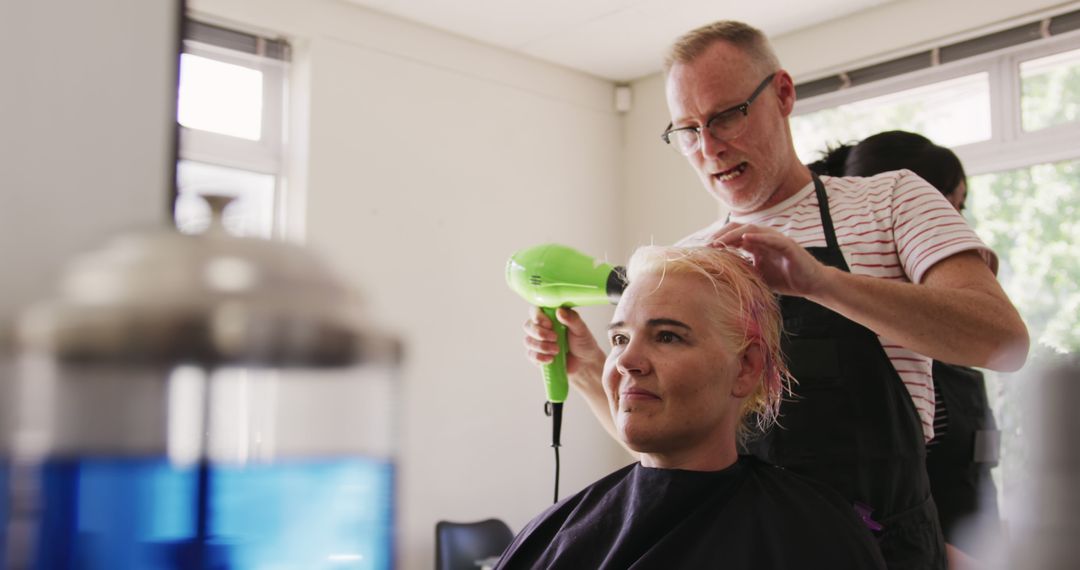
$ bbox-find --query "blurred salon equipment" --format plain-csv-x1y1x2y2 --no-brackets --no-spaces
1,196,401,569
995,354,1080,570
435,518,513,570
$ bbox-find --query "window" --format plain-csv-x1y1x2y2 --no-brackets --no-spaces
966,158,1080,505
1020,47,1080,133
791,19,1080,522
792,73,991,163
175,161,277,237
176,20,290,240
179,54,265,140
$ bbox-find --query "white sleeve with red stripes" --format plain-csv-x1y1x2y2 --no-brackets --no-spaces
889,169,997,283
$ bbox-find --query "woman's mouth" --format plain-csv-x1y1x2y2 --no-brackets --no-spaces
623,387,660,401
714,162,748,182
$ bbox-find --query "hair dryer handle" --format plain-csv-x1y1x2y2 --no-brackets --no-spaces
540,306,569,403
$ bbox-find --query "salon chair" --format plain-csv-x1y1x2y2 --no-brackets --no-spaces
435,518,514,570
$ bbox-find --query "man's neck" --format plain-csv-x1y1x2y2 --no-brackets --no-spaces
731,162,813,217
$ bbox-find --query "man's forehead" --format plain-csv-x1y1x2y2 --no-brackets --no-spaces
665,48,759,119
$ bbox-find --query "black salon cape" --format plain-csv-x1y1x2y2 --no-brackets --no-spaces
495,455,886,570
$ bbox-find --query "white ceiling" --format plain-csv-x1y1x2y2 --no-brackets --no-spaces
343,0,895,82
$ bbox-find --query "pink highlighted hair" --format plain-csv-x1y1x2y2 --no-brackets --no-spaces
627,245,794,442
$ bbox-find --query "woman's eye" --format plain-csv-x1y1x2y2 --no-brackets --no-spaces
657,331,681,344
610,334,629,346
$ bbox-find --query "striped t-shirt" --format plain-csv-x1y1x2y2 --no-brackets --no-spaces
728,170,997,441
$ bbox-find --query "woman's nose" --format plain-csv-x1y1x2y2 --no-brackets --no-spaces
615,341,650,376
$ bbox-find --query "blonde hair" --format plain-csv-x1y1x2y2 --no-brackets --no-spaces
626,245,792,442
664,20,780,77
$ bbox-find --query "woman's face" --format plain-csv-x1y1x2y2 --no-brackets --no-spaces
948,180,968,212
602,271,756,467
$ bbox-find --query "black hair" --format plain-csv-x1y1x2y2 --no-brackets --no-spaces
806,143,853,178
808,130,966,196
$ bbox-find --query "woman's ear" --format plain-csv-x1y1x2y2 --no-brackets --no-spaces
732,341,764,398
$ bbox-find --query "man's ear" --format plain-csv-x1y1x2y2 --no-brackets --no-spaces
732,341,765,398
774,70,796,117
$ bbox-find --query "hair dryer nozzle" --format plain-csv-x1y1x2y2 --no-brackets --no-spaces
606,265,627,303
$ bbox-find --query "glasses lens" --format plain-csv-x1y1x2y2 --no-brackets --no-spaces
669,130,699,155
707,107,748,142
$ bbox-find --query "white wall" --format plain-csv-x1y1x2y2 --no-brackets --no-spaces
189,1,628,568
620,73,721,250
0,1,178,327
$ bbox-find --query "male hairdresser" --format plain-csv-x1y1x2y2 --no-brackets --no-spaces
523,20,1028,570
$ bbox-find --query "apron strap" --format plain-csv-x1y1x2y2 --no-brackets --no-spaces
811,173,842,254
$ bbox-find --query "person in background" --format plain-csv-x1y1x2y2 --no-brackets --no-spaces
808,130,1003,568
808,130,972,213
498,246,886,569
523,20,1029,570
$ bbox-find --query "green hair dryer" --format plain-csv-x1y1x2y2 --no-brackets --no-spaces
505,244,626,404
506,243,625,502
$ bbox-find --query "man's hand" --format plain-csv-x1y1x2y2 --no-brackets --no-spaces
675,219,729,248
702,222,831,298
687,222,1027,370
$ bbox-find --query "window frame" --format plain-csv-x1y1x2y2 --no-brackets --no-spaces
177,28,291,240
179,42,287,174
791,28,1080,177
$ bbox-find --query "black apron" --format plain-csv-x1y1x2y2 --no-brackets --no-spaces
925,361,1001,551
749,175,946,570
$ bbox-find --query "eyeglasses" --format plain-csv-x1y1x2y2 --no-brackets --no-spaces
661,73,776,156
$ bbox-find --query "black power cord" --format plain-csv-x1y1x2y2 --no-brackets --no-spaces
545,401,564,504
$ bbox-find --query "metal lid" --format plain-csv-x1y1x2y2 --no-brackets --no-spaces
17,195,400,368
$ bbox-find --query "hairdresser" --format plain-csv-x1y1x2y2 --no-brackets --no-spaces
522,19,1029,570
808,130,1004,568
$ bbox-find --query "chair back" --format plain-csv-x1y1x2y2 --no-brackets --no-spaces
435,518,514,570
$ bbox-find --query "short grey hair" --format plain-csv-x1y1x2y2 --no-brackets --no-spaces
664,20,780,76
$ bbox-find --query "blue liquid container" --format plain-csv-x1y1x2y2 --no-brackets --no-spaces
1,361,400,570
27,456,393,570
3,196,401,569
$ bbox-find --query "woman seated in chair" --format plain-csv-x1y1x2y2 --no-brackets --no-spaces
497,246,886,569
